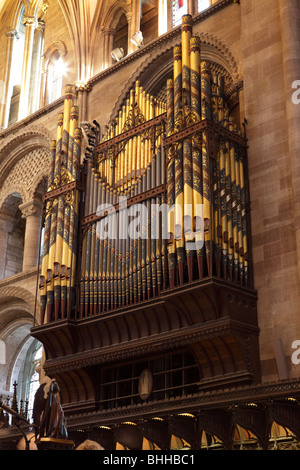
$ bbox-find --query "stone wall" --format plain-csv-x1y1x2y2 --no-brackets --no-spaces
241,0,300,381
0,0,299,400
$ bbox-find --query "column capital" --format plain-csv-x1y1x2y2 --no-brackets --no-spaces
6,28,19,39
75,81,92,93
102,27,116,36
37,20,46,32
19,199,42,219
23,16,39,29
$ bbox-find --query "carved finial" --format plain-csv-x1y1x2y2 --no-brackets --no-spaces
11,381,18,414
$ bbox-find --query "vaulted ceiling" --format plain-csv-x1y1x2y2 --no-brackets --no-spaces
0,0,139,83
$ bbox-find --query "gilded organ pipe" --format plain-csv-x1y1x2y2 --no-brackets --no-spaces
39,17,250,324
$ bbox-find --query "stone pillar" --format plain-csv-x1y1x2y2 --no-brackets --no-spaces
29,20,45,114
0,28,19,129
18,16,38,121
19,199,43,271
76,83,91,122
280,0,300,285
187,0,196,16
127,11,139,54
158,0,169,35
103,28,115,68
39,65,48,108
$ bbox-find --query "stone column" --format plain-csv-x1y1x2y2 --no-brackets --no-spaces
187,0,196,16
29,20,45,114
0,28,19,129
39,65,48,108
18,16,38,121
82,83,91,122
126,12,138,54
280,0,300,284
158,0,168,35
103,28,115,68
19,199,43,271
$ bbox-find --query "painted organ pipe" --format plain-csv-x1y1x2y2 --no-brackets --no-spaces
40,17,250,323
40,85,82,324
79,79,167,316
165,15,249,289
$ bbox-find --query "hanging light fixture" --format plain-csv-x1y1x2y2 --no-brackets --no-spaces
131,31,144,48
111,47,124,62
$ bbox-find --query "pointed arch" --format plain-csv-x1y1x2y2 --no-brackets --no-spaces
108,30,241,124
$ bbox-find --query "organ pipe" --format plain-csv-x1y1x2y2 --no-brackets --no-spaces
39,17,250,324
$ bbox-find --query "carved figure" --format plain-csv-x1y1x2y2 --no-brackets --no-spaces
33,379,68,440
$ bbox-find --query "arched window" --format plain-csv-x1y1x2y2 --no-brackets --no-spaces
113,14,129,58
40,41,67,106
47,54,66,104
171,0,212,28
14,340,43,419
27,345,43,416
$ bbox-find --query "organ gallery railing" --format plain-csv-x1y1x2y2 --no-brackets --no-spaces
39,15,251,324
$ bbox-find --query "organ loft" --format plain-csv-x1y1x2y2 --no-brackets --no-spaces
1,0,300,451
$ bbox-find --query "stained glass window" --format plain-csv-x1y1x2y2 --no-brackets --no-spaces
172,0,188,27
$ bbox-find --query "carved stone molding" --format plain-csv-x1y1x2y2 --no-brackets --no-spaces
5,28,19,40
0,147,51,209
19,199,42,219
23,16,39,29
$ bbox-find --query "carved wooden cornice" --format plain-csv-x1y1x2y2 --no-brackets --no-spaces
39,316,259,376
64,378,300,431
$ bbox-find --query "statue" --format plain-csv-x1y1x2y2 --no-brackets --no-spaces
33,378,70,446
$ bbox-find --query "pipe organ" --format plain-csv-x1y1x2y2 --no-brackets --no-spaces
39,15,250,324
40,85,82,325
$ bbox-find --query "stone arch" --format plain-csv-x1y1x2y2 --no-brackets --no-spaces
42,40,68,69
0,285,38,313
0,286,40,398
0,132,49,277
0,192,24,217
1,0,24,32
100,0,130,31
108,31,241,124
40,40,68,105
0,127,51,207
0,147,51,208
0,125,52,186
